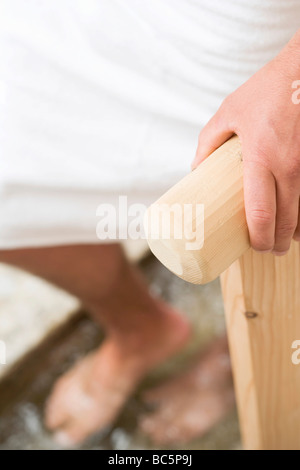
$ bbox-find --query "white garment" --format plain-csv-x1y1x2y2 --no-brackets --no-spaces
0,0,299,248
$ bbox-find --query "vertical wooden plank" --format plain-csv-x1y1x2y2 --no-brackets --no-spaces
221,241,300,450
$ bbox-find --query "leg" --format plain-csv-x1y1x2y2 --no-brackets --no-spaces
0,244,191,446
221,241,300,450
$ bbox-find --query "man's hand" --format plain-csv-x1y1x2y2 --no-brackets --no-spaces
192,31,300,256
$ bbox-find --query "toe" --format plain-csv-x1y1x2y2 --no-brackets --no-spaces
139,410,182,445
45,385,70,430
53,430,78,448
52,406,111,447
53,425,89,448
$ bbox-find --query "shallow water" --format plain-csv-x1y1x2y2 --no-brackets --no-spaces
0,255,241,450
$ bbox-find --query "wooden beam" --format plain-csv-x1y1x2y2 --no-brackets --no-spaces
146,136,250,284
221,241,300,450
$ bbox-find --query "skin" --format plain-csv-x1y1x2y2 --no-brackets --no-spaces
192,29,300,256
138,335,234,445
0,245,192,445
0,244,234,447
1,29,299,447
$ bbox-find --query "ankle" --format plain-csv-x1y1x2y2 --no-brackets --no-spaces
106,305,191,361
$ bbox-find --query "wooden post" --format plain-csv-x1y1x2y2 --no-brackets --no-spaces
145,137,300,449
145,136,249,285
221,242,300,450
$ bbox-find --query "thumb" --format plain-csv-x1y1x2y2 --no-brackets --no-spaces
192,104,234,170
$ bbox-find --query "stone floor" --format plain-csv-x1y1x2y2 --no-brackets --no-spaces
0,244,241,450
0,264,79,381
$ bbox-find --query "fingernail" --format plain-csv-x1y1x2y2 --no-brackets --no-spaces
293,235,300,242
256,249,272,254
53,431,75,448
272,251,288,257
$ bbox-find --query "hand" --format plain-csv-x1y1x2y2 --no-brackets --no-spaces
192,32,300,256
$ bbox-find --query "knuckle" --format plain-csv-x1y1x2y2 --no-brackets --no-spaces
248,207,275,226
282,162,300,180
276,221,297,237
248,145,272,166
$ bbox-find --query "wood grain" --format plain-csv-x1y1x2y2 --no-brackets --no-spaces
146,136,250,284
221,242,300,450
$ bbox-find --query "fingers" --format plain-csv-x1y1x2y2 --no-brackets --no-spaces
243,155,300,255
243,160,276,253
273,180,300,255
192,97,300,255
192,102,234,169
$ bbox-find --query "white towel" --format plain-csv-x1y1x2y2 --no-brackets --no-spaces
0,0,299,248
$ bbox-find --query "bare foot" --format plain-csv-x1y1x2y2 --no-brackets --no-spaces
139,335,235,445
45,304,191,447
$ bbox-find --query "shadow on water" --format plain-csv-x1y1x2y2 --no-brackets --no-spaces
0,255,241,450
